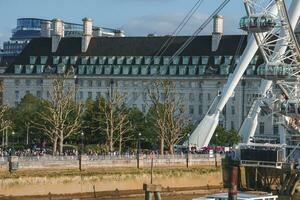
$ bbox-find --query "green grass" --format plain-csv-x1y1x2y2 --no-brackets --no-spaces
0,166,221,180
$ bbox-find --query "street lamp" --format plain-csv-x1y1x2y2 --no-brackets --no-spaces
79,132,84,171
137,132,141,169
186,133,190,168
11,131,15,156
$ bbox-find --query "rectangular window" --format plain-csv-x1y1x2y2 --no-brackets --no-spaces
96,80,101,87
88,80,93,87
259,122,264,134
273,125,279,135
96,92,101,98
189,93,195,102
36,79,43,86
207,93,211,101
189,105,194,114
14,79,20,86
36,90,42,98
198,105,203,115
231,121,235,130
231,106,235,115
15,91,19,99
88,92,92,98
79,91,84,100
25,80,31,86
199,93,203,103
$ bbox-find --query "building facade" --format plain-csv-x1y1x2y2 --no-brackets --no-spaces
1,17,282,139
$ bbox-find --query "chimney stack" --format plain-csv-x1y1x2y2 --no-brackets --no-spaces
82,17,93,52
211,15,224,52
93,27,103,37
52,18,64,53
41,21,51,37
115,30,125,37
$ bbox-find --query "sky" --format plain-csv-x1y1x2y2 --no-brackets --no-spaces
0,0,290,46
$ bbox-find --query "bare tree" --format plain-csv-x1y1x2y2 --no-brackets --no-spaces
33,72,83,155
148,80,188,154
0,105,12,146
96,87,132,153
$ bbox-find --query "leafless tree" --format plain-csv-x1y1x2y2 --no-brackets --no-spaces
33,72,83,155
96,88,132,153
0,105,12,146
148,80,188,154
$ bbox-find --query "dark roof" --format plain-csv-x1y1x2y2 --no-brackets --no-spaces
12,35,247,61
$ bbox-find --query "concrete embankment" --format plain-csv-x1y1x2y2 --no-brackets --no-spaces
0,167,223,197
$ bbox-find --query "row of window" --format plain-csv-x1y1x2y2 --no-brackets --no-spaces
15,64,258,76
29,55,244,66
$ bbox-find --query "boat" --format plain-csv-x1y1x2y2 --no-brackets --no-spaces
193,192,278,200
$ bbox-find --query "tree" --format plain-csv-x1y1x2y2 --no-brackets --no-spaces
210,125,240,146
0,105,13,146
95,89,132,153
33,73,83,155
148,80,189,154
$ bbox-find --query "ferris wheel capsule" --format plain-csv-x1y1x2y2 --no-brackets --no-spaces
239,15,276,33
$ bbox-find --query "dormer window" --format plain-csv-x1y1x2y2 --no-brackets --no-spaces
36,65,44,74
163,57,170,65
214,56,222,65
81,56,89,65
198,65,206,75
160,66,168,75
135,56,142,65
224,56,233,65
141,65,149,75
201,56,209,65
95,65,103,74
179,66,187,75
144,56,151,65
113,65,121,75
182,56,190,65
122,66,130,75
14,65,23,74
104,65,112,74
90,56,98,65
99,56,106,64
53,56,60,64
124,56,132,65
132,66,139,75
30,56,37,64
57,63,66,74
62,56,69,64
40,56,48,64
188,66,197,75
150,66,158,75
172,57,180,65
86,65,94,74
70,56,78,65
234,56,241,64
117,56,124,65
25,65,34,74
107,56,115,65
169,66,177,75
154,56,160,65
192,56,200,65
78,65,85,75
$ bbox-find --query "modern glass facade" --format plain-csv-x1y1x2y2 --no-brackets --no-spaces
1,18,123,56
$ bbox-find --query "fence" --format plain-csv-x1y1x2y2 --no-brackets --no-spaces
0,154,222,170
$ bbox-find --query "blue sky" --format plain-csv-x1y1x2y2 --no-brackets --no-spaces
0,0,253,45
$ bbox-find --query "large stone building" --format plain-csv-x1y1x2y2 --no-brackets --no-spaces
0,17,279,138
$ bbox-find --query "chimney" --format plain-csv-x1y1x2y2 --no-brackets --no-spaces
115,30,125,37
211,15,223,52
82,17,93,52
52,18,64,53
93,27,103,37
41,21,51,37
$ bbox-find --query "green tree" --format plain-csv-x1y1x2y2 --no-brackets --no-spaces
210,125,240,146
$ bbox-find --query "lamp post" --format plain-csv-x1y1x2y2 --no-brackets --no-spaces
187,133,190,168
79,132,84,171
11,131,15,156
137,132,141,169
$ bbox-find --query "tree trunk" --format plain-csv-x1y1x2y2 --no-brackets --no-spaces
169,144,174,155
2,130,4,146
59,137,63,155
118,134,122,155
160,137,164,155
52,137,58,156
109,136,114,152
5,129,8,146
